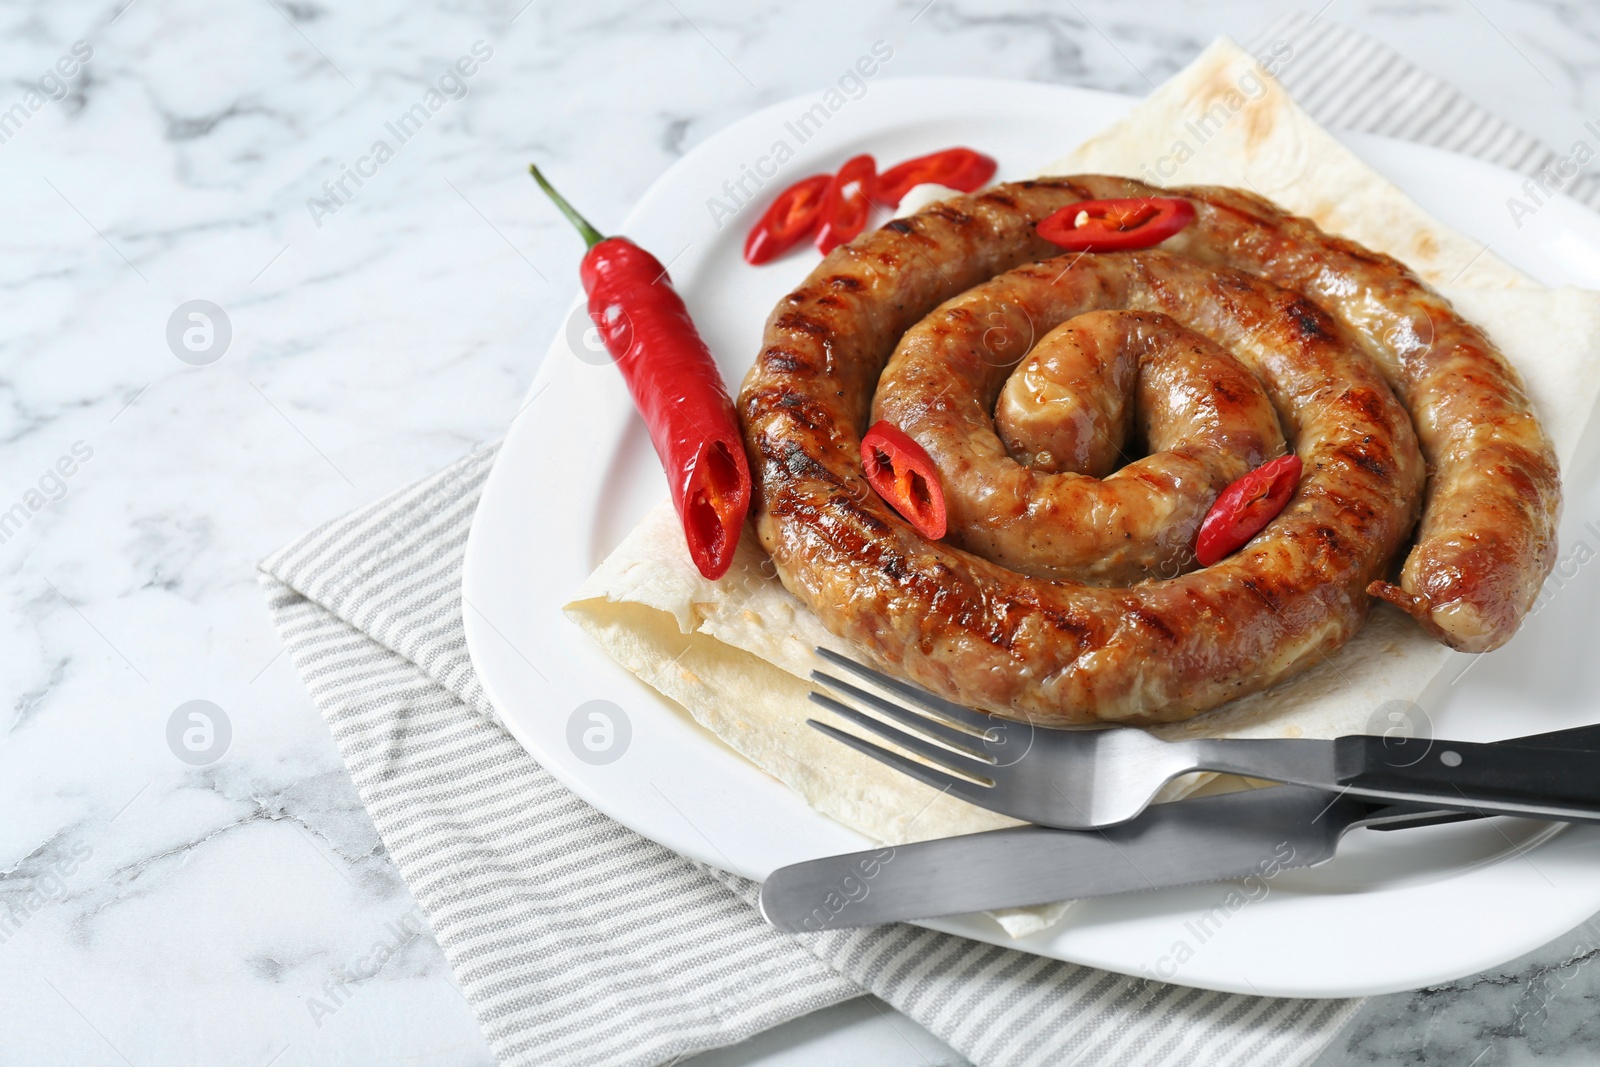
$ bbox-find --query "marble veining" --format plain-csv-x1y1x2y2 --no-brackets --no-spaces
3,0,1600,1064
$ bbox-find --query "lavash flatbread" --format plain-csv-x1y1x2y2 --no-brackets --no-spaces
564,38,1600,934
1045,37,1535,291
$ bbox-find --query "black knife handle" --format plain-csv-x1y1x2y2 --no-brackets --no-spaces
1336,735,1600,819
1498,722,1600,751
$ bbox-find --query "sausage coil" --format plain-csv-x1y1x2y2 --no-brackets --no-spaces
737,177,1559,725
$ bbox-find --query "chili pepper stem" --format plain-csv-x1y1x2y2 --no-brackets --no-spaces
529,164,606,249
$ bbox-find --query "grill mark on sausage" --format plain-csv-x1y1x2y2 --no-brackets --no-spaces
760,437,841,485
768,389,838,432
1284,298,1334,342
759,347,813,375
1129,607,1178,642
1330,440,1390,479
774,312,832,337
1339,386,1388,425
924,204,975,226
1309,524,1345,556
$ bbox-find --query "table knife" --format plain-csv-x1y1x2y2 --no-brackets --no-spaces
760,722,1600,933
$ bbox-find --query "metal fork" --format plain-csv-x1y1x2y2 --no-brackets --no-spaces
806,647,1600,829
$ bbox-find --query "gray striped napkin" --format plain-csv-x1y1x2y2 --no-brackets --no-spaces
1248,11,1600,211
259,15,1586,1067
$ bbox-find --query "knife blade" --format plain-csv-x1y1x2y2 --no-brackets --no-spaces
760,721,1600,933
760,785,1372,933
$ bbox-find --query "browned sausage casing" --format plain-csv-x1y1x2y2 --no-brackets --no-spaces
737,178,1555,725
1078,176,1560,653
880,299,1286,585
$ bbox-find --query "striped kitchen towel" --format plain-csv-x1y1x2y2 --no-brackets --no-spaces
1248,10,1600,211
259,15,1582,1067
259,445,1356,1067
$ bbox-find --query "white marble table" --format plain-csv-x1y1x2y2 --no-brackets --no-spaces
4,1,1600,1064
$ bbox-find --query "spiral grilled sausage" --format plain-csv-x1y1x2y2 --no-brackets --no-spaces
737,177,1556,725
880,298,1287,585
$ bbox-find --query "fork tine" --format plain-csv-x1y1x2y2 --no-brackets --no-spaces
809,693,996,782
814,647,996,731
806,719,994,803
811,670,994,761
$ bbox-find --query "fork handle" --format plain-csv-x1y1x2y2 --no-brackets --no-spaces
1333,736,1600,823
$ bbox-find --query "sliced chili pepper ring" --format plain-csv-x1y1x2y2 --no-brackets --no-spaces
815,153,879,255
861,420,947,540
1195,454,1303,567
744,173,832,265
875,147,998,206
1037,197,1196,253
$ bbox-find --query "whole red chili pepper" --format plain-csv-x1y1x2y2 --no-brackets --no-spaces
815,153,879,255
745,173,832,265
531,165,752,580
1195,454,1303,567
1037,197,1196,253
874,147,997,207
860,420,947,540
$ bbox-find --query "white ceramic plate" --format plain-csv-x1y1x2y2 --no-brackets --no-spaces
463,76,1600,998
